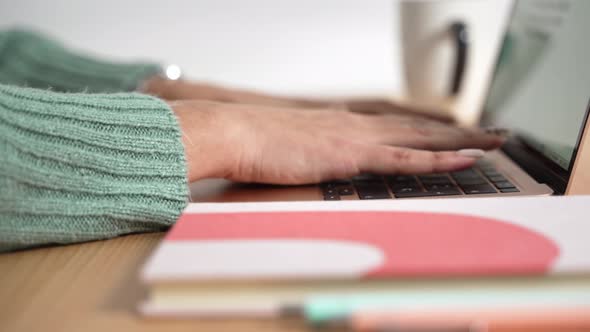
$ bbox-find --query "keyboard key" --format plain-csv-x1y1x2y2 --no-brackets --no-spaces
322,187,338,195
482,170,501,177
419,175,452,185
358,192,391,200
394,189,459,198
418,174,450,180
451,169,479,177
479,167,496,174
394,191,440,198
355,183,391,200
323,194,341,200
320,183,337,190
460,184,497,195
494,181,516,189
388,176,419,183
338,187,354,195
389,178,419,186
451,171,484,182
500,188,520,193
455,178,488,186
426,188,462,196
392,186,423,194
390,181,420,190
424,183,456,191
488,175,508,183
386,175,416,183
421,179,453,186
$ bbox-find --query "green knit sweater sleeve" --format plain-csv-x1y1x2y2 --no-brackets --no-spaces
0,28,161,92
0,84,188,252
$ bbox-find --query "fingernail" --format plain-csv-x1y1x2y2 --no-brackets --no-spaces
457,149,485,158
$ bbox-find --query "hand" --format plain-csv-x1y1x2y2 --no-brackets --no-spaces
144,76,454,123
342,99,456,124
171,101,505,184
143,76,317,108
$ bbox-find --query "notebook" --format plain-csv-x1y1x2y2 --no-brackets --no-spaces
139,196,590,318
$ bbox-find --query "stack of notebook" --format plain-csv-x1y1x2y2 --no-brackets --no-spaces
138,196,590,329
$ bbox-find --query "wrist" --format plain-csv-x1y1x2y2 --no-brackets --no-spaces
140,75,177,99
168,101,233,182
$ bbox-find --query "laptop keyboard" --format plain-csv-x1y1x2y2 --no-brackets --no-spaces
321,160,519,200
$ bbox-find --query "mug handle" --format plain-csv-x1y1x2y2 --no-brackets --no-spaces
449,21,469,95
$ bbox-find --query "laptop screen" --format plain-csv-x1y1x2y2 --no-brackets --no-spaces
482,0,590,171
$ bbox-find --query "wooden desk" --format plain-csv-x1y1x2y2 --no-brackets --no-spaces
0,224,588,332
1,232,588,332
0,233,306,332
2,179,589,332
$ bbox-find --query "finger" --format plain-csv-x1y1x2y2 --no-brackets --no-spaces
357,145,483,175
360,113,503,151
432,127,506,151
390,121,506,151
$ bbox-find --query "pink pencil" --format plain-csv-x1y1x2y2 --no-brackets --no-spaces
347,306,590,332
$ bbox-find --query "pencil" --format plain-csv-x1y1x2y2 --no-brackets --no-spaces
346,306,590,332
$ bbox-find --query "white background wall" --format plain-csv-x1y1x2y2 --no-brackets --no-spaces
0,0,401,98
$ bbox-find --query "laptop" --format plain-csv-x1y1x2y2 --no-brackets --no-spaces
190,0,590,202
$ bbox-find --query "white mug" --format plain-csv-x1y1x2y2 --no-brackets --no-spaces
400,0,513,125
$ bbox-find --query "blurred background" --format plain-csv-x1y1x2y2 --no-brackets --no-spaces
0,0,400,98
0,0,515,125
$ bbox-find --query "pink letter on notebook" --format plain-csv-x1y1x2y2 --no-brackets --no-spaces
167,211,558,278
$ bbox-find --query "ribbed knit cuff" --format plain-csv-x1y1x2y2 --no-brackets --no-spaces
0,84,188,251
0,28,162,93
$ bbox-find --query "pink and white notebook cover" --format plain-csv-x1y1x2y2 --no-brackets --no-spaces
142,196,590,282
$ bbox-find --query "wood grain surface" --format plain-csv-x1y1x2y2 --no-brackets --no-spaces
0,233,307,332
